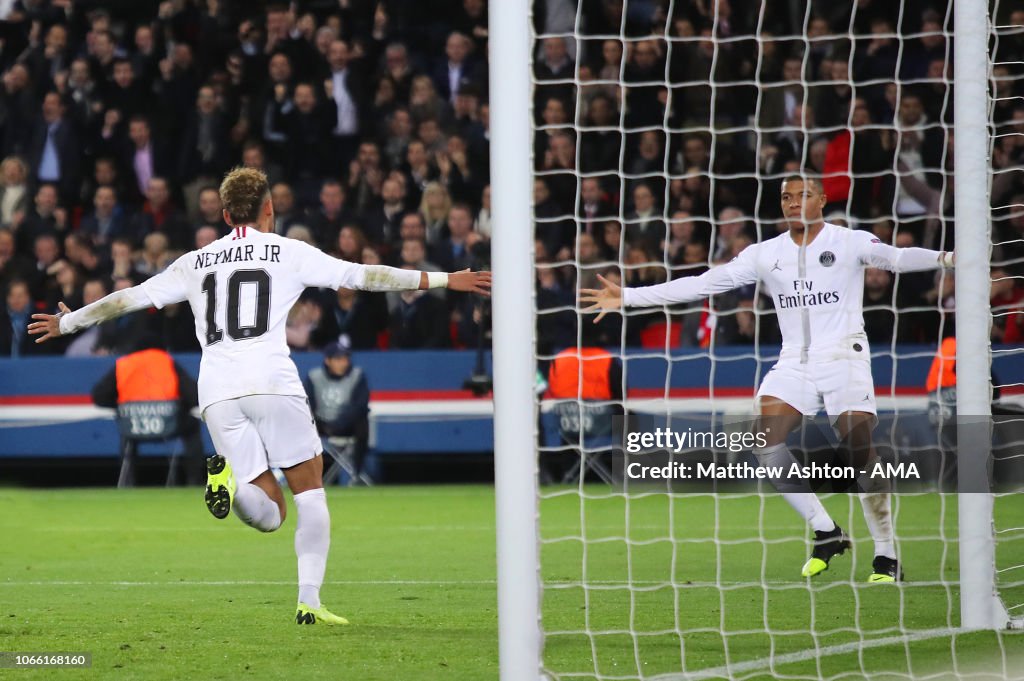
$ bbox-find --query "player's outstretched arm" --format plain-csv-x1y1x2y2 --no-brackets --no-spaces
582,251,759,322
420,268,492,295
299,242,491,295
27,285,156,343
859,233,955,272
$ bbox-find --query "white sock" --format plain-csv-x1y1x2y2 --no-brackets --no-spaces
294,488,330,609
859,492,896,559
782,492,836,533
754,443,836,533
233,482,282,532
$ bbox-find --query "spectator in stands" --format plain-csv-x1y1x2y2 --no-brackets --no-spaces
363,176,407,247
624,245,666,288
21,184,66,248
303,335,371,480
419,182,452,245
893,93,945,240
313,285,388,351
1,279,37,356
194,226,219,250
27,232,59,299
65,278,109,356
379,42,416,105
404,140,437,207
179,86,232,216
0,156,29,232
625,183,664,251
108,238,144,282
579,93,621,174
712,207,752,262
0,64,34,159
335,225,367,263
348,141,384,216
29,91,79,201
129,177,190,249
274,82,334,204
307,179,353,248
286,294,323,351
758,57,804,132
23,23,68,94
325,39,365,167
533,36,574,116
383,108,414,170
435,31,480,103
135,231,173,277
0,227,29,291
432,202,477,272
389,268,450,348
240,140,285,188
270,182,300,235
79,186,129,247
122,116,172,201
195,186,227,234
106,59,149,122
285,224,316,246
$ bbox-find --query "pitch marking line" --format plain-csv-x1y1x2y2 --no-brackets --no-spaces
0,579,497,586
650,627,959,680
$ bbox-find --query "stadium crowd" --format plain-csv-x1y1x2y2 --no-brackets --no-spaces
0,0,1021,360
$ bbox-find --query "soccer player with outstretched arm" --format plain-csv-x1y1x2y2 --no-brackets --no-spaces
582,174,954,582
28,167,491,624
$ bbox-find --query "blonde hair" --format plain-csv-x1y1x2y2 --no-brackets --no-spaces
219,167,269,224
418,182,451,222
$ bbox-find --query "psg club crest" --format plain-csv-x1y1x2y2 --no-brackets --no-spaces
819,251,836,267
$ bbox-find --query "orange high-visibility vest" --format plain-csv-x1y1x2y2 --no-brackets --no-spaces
115,349,180,404
926,337,957,392
548,347,613,400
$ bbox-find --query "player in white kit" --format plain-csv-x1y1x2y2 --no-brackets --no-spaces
583,175,954,582
28,167,491,623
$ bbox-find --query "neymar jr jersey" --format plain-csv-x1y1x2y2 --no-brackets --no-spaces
140,229,417,411
622,223,944,361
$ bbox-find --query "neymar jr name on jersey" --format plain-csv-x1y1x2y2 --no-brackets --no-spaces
192,243,282,270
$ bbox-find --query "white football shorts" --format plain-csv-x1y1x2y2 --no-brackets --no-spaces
756,345,877,423
203,394,324,484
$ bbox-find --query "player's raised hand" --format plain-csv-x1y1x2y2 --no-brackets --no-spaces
447,269,492,296
28,302,71,343
581,273,622,323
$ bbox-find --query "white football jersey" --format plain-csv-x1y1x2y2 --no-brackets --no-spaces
140,229,417,411
623,223,945,361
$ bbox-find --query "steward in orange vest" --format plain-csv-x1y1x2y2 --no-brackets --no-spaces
547,346,624,402
92,333,203,485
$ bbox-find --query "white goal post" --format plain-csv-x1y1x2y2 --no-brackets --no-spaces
490,0,542,679
953,0,1010,633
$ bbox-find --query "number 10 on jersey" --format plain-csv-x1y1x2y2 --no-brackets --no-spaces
201,269,272,345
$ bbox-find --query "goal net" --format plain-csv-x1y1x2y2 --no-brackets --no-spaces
509,0,1024,678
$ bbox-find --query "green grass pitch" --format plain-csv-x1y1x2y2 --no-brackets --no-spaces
1,486,1021,680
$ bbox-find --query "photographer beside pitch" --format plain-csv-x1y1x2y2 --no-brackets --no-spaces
583,174,955,582
28,167,491,625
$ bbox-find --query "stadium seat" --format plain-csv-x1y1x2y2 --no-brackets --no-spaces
323,436,373,486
